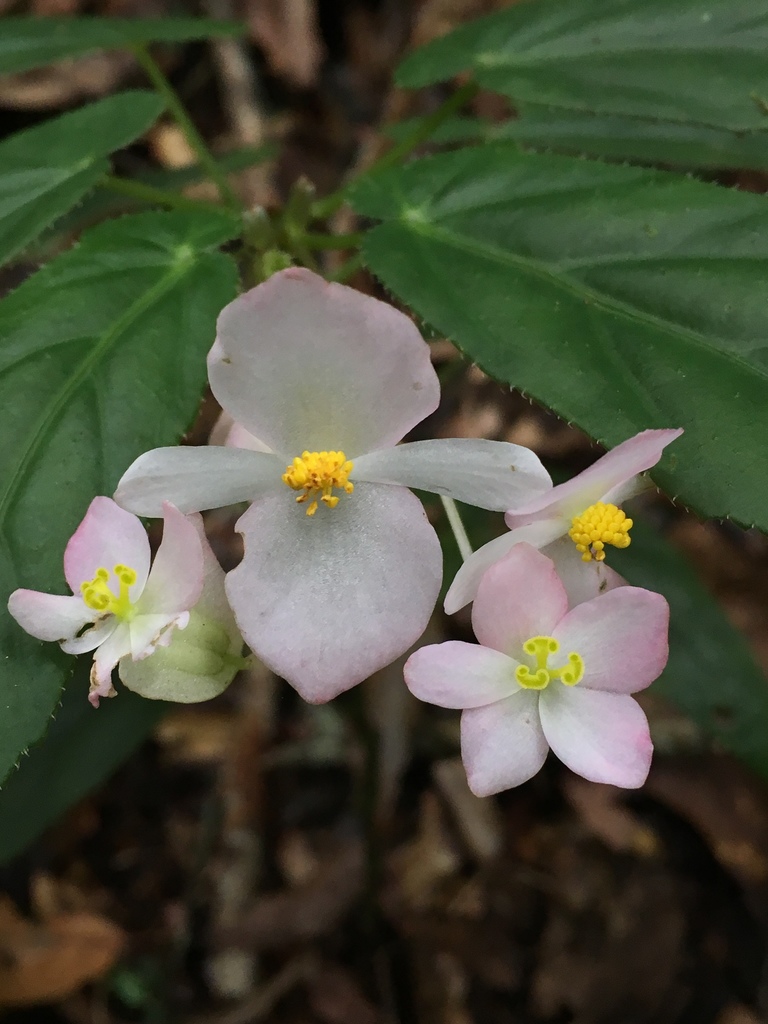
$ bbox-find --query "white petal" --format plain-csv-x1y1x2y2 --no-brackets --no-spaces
8,590,94,642
460,691,549,796
542,536,626,607
129,612,187,660
61,617,116,654
115,446,285,517
226,482,442,703
138,503,204,614
64,496,150,596
404,641,519,709
90,622,132,686
353,439,551,511
210,267,439,457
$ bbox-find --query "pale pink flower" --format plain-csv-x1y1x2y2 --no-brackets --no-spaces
445,428,683,614
406,543,669,795
8,497,203,706
115,268,551,703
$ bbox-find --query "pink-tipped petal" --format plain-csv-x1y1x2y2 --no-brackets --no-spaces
461,691,549,796
8,590,94,642
353,439,551,512
90,621,132,687
472,544,568,658
539,687,652,788
139,504,204,615
209,268,439,458
505,429,684,528
64,496,150,596
552,587,669,694
542,536,626,608
404,641,519,709
115,446,284,517
444,520,565,615
227,483,442,703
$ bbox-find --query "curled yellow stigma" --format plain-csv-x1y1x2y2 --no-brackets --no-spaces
282,450,354,516
515,635,584,690
568,501,633,562
80,563,137,619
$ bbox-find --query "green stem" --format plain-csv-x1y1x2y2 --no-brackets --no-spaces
440,495,473,563
311,80,479,221
132,43,241,210
100,174,222,213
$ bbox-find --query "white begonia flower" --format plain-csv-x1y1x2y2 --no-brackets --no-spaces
8,497,203,706
445,428,683,614
115,268,552,703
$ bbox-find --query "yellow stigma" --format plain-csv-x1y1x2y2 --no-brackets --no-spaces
568,501,633,562
515,635,584,690
282,450,354,516
80,563,137,619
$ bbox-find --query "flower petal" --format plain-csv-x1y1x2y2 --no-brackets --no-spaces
505,428,684,528
552,587,669,693
129,611,188,660
115,446,285,517
460,691,549,796
90,621,132,686
539,687,652,787
8,590,94,642
209,267,439,457
64,496,150,596
138,504,204,614
210,410,274,452
226,482,442,703
61,617,116,654
472,544,568,658
543,535,626,608
353,439,551,512
443,520,564,615
404,641,519,709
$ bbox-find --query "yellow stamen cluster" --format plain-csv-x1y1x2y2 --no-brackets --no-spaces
515,635,584,690
81,564,137,619
282,450,354,516
568,501,633,562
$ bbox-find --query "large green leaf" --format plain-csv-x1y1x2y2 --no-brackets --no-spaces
0,91,164,268
614,520,768,778
396,0,768,131
0,209,239,784
0,17,242,74
352,144,768,528
0,675,166,865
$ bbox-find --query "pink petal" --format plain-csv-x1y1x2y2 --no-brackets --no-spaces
505,428,684,528
8,590,94,642
210,410,274,452
443,520,564,615
404,641,519,709
138,503,204,615
226,482,442,703
460,691,549,796
552,587,669,693
472,544,568,657
543,536,626,608
64,496,150,597
209,267,440,458
539,687,652,788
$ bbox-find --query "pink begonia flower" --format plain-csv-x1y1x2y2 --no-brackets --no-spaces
406,544,669,795
114,268,552,703
444,428,683,614
8,497,203,707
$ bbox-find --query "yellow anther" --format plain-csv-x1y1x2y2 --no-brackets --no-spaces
80,563,138,619
568,501,633,562
282,450,354,516
515,635,584,690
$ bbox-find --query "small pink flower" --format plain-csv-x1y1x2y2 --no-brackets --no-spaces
406,543,669,795
445,428,683,614
8,497,203,706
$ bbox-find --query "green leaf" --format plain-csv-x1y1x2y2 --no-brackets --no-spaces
0,209,239,784
0,90,164,268
613,520,768,778
396,0,768,131
352,144,768,529
0,676,166,865
0,17,243,74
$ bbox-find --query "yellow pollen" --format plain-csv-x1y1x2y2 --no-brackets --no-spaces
282,450,354,516
568,501,633,562
80,563,138,619
515,635,584,690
